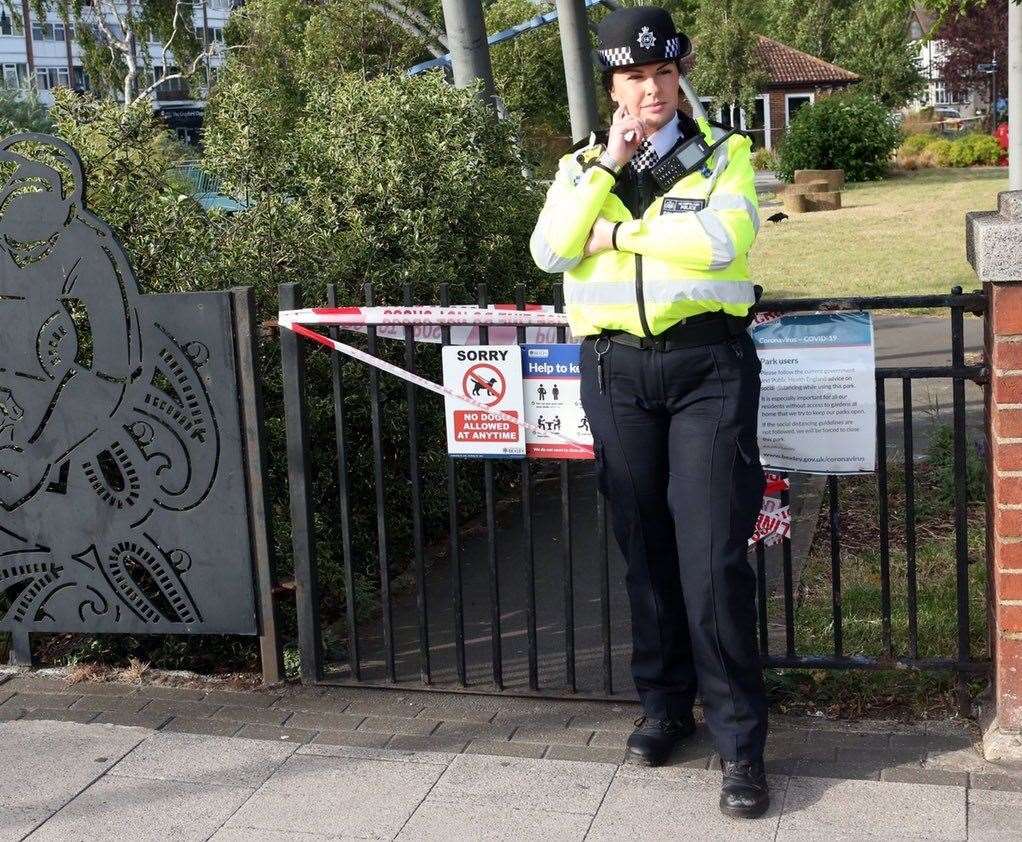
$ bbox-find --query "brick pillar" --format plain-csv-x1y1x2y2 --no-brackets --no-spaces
968,191,1022,759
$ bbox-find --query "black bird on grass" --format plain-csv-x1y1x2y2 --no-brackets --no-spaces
767,211,788,223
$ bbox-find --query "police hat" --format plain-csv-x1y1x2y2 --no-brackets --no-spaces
596,6,691,71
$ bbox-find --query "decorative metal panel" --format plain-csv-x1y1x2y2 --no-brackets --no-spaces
0,133,258,635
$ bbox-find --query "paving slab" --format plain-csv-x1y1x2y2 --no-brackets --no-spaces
967,787,1022,842
160,716,242,737
27,775,256,841
777,776,967,840
111,730,296,788
224,753,446,839
396,797,593,841
429,753,615,815
0,721,146,842
210,830,359,842
297,742,454,766
586,769,783,841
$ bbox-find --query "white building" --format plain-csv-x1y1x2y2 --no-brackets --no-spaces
0,1,234,143
908,4,987,119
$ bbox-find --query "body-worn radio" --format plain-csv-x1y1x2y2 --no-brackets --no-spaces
648,129,737,194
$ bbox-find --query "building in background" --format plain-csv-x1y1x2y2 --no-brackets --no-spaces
907,3,986,120
0,0,233,144
682,36,860,151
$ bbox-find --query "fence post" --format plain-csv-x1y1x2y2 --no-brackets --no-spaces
232,286,284,687
279,282,323,683
968,190,1022,760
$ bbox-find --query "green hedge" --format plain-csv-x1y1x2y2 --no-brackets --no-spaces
897,132,1003,169
42,71,552,662
776,91,901,183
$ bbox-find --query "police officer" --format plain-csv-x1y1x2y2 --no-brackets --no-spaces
530,5,769,820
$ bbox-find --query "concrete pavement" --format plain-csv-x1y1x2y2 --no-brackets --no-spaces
3,714,1021,841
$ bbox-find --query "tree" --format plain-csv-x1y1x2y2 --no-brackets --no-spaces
29,1,214,107
831,1,926,108
764,0,924,110
484,0,568,133
766,0,855,60
689,0,768,116
935,0,1007,107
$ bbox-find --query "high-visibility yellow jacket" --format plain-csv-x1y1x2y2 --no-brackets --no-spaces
530,116,760,337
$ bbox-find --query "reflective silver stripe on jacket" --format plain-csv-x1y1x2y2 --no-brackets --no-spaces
695,212,736,271
564,278,755,306
530,224,582,273
707,193,761,234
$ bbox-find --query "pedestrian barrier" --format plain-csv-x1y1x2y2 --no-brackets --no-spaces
279,281,989,713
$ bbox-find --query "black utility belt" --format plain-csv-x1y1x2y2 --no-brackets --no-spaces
598,311,750,351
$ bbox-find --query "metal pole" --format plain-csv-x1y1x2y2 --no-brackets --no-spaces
556,0,599,141
439,0,497,107
1010,0,1021,189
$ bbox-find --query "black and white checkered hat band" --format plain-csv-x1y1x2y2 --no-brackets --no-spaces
599,46,633,68
663,36,682,59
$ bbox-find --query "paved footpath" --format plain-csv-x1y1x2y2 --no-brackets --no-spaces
3,671,1022,840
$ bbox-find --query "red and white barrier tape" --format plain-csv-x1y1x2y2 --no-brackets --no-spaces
278,306,793,546
278,305,570,329
281,322,592,456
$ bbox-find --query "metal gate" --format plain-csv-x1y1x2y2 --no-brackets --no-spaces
279,282,990,712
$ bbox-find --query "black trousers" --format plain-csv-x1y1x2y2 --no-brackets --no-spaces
579,330,768,762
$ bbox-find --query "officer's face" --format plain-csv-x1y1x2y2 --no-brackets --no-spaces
609,61,680,134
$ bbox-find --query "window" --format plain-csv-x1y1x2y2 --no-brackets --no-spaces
31,22,67,42
36,67,70,91
932,80,970,106
204,26,224,44
699,96,772,150
73,65,88,91
785,93,814,126
1,63,27,89
0,12,24,36
153,65,188,96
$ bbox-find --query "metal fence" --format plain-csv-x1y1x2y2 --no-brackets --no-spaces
279,282,989,713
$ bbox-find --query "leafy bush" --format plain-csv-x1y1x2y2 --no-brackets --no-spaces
959,133,1002,166
0,86,54,135
776,91,901,183
918,138,954,167
750,146,778,171
38,66,549,664
896,131,1003,170
200,67,550,627
900,132,938,156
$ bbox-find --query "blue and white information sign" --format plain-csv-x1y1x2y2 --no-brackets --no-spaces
521,344,594,459
750,312,876,474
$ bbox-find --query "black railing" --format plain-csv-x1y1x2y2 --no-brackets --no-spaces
279,283,989,713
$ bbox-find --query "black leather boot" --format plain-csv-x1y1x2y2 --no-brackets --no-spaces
625,714,696,766
719,758,770,819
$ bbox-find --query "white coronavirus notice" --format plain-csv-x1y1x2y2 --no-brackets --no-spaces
751,312,876,475
442,345,526,459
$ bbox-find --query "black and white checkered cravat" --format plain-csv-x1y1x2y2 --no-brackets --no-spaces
629,139,659,174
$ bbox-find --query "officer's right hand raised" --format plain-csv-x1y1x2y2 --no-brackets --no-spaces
606,105,646,169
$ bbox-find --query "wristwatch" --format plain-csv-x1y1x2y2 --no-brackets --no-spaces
592,149,623,179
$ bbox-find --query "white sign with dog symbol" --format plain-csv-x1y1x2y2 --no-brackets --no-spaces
442,345,526,458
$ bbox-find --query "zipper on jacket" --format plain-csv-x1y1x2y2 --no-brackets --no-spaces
635,253,654,340
634,176,655,340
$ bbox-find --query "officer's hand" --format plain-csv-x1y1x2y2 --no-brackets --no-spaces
584,217,615,257
606,104,645,167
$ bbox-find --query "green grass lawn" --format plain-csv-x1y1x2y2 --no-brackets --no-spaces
751,168,1008,300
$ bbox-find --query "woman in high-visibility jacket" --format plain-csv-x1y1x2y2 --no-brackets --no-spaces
530,5,769,820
